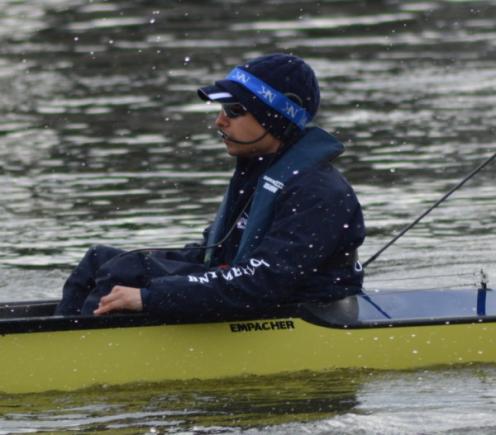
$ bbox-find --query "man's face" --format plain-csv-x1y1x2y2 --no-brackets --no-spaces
215,105,281,157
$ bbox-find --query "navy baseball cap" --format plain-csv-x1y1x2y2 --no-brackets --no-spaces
198,53,320,141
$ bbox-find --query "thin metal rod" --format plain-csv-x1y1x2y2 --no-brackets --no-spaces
363,151,496,268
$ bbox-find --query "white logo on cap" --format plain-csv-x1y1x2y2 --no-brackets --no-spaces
234,71,250,84
258,86,276,103
284,102,301,119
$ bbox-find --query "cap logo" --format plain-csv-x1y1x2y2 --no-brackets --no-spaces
259,86,276,103
226,67,311,130
232,69,250,84
284,102,302,119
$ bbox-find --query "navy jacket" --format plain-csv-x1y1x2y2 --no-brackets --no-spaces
140,127,365,318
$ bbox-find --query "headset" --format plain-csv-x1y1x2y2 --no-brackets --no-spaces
217,129,270,145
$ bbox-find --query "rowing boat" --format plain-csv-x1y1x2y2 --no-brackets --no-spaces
1,287,495,394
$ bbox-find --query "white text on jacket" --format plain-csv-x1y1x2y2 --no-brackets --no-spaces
187,258,270,284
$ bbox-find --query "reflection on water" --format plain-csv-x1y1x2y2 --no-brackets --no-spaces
0,0,495,432
1,366,496,434
0,371,361,433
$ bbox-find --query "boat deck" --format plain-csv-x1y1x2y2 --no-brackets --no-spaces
301,287,496,328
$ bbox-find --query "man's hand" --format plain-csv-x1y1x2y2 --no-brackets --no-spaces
94,285,144,315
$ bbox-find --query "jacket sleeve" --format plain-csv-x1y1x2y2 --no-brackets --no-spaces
141,170,364,319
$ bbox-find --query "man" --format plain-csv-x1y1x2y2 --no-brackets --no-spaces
55,53,365,318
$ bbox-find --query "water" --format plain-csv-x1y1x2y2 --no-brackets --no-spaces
2,367,496,434
0,0,495,432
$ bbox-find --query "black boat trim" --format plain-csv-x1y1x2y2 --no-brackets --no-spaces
1,291,496,335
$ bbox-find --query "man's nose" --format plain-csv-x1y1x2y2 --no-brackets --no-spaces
215,110,229,128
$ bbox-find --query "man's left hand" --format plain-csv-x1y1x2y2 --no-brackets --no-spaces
94,285,144,315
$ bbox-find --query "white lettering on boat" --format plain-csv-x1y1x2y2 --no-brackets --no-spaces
187,258,270,284
229,320,295,333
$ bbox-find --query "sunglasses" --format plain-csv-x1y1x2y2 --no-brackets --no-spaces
221,103,248,119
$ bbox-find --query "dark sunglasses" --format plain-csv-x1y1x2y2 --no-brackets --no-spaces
221,103,248,119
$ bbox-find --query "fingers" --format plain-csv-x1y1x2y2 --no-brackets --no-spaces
94,286,125,315
93,298,118,316
93,291,120,315
99,288,120,306
93,300,116,315
93,285,143,316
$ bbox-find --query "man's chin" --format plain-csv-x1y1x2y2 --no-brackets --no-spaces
225,145,241,156
225,142,252,157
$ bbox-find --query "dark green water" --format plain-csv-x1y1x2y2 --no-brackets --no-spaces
0,0,495,433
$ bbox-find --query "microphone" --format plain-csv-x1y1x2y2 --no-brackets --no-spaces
218,130,269,145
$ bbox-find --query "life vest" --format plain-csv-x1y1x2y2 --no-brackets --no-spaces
205,127,344,266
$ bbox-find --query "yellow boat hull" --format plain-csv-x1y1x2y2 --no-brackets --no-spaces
2,315,496,394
